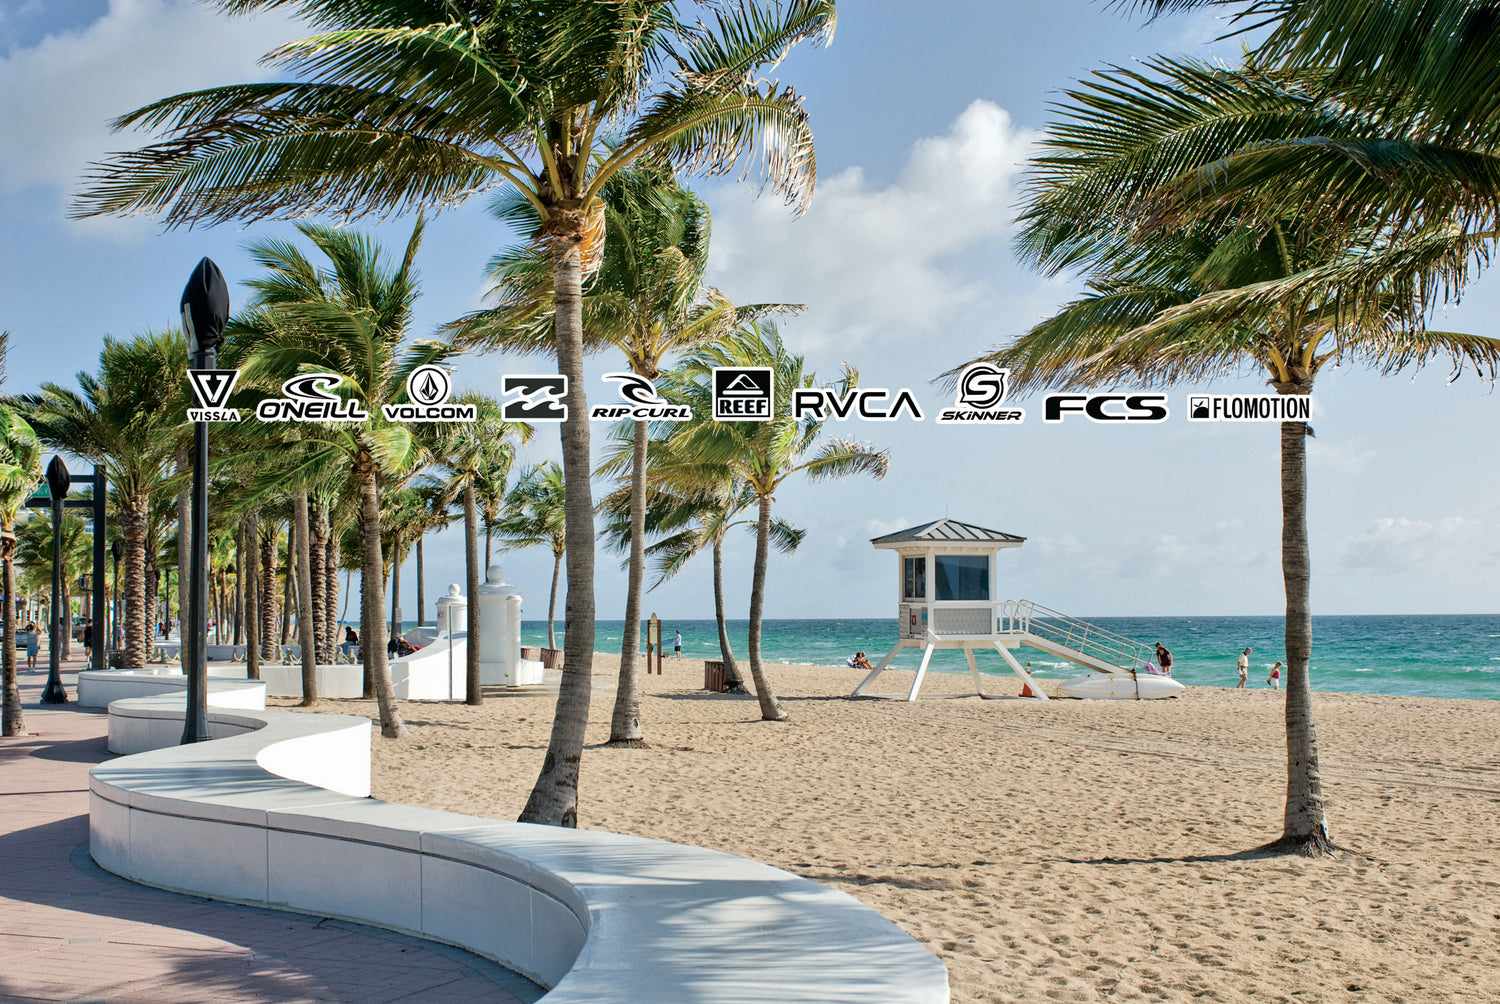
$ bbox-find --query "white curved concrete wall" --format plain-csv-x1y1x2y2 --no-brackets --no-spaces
89,697,949,1001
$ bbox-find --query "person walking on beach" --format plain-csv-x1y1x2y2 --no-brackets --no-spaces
1154,642,1172,676
1268,661,1282,690
1236,647,1251,688
24,622,38,669
673,630,682,658
82,619,93,662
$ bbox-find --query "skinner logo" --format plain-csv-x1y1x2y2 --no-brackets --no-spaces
382,365,476,422
936,363,1024,424
589,373,691,421
712,367,773,421
1187,394,1312,422
501,375,567,422
187,369,241,422
257,374,370,422
791,387,923,421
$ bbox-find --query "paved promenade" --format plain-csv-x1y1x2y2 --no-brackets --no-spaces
0,654,542,1003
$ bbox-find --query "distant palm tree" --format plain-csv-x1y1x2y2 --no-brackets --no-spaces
0,396,42,738
663,324,888,721
493,464,567,650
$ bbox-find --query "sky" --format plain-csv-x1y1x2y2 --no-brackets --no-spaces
1,0,1497,623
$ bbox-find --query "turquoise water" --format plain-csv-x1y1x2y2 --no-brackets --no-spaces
489,615,1500,702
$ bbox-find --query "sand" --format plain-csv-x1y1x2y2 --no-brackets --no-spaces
275,655,1500,1003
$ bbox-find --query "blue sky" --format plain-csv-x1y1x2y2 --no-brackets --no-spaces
2,0,1497,622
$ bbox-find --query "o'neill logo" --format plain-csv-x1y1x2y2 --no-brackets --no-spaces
589,373,691,421
791,387,923,421
187,369,241,422
382,365,476,422
937,363,1024,424
257,374,370,422
1188,394,1312,422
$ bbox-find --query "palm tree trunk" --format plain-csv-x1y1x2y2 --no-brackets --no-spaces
416,537,425,627
259,522,278,660
122,500,148,668
309,505,327,661
390,549,402,640
175,448,189,652
280,544,292,645
609,417,649,744
520,232,594,828
712,537,744,691
2,544,23,737
323,528,338,658
293,493,318,707
464,481,482,705
747,494,786,721
547,552,561,649
357,461,405,738
244,511,261,681
358,519,371,698
144,558,158,648
1274,415,1333,854
233,524,244,646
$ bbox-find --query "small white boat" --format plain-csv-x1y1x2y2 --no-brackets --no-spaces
1057,673,1184,700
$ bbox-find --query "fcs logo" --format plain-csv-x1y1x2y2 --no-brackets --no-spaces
791,387,923,421
186,369,241,422
1042,394,1168,423
936,363,1024,424
501,375,567,422
589,372,691,421
256,373,370,422
382,364,476,422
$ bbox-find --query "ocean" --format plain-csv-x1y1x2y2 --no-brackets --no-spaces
491,614,1500,702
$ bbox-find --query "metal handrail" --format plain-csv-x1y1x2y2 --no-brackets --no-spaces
997,600,1152,673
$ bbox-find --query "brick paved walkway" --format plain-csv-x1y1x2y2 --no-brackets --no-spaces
0,657,543,1003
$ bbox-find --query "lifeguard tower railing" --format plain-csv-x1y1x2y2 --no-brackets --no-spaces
997,600,1153,675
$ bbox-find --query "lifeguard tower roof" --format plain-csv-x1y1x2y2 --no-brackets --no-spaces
870,518,1025,548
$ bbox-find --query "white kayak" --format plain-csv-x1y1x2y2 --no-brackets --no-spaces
1057,673,1185,700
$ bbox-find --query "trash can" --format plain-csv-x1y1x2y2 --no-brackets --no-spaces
704,660,726,693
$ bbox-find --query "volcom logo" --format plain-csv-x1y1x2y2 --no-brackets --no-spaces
256,374,370,422
937,363,1024,424
501,375,567,422
382,365,476,422
589,373,691,421
187,369,241,422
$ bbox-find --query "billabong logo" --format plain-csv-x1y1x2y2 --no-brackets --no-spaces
791,387,923,421
187,369,241,422
937,363,1024,424
712,367,773,421
589,372,690,421
501,375,567,422
382,365,476,422
257,373,370,422
1187,394,1311,422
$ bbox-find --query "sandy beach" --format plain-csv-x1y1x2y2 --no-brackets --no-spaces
276,656,1500,1003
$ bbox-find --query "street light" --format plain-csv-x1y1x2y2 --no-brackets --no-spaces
41,456,70,704
179,257,229,744
110,539,121,663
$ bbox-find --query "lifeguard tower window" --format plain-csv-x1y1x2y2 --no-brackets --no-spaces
934,554,989,601
903,556,926,600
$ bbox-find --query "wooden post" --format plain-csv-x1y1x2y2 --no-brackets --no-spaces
647,613,662,675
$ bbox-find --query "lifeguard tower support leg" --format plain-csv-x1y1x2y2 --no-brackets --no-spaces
964,648,989,698
994,642,1048,701
851,640,905,697
906,641,937,702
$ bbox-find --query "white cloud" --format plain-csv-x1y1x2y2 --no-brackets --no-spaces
1336,514,1500,574
1308,437,1376,475
703,100,1039,351
0,0,301,222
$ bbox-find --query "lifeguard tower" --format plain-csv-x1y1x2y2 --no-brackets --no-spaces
852,518,1157,701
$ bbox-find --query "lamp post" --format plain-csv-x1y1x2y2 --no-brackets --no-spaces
41,456,70,704
179,257,229,744
110,539,121,662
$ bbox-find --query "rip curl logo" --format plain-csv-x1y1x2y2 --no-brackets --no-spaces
382,365,476,422
256,374,370,422
937,363,1024,424
501,375,567,422
589,372,691,421
186,369,241,422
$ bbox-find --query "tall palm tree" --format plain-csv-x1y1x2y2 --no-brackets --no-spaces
959,59,1500,854
492,464,567,650
74,0,836,828
226,219,451,739
0,399,42,738
662,324,888,721
15,332,187,668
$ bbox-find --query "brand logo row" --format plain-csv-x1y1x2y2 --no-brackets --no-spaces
188,363,1313,426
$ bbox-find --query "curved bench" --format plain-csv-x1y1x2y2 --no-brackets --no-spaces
89,698,950,1001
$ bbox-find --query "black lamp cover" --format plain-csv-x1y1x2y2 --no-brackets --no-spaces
111,539,122,563
180,257,230,354
44,455,70,503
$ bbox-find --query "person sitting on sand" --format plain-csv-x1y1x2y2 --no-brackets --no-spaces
1268,661,1282,690
849,652,874,670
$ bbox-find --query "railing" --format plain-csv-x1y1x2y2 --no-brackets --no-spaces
998,600,1152,673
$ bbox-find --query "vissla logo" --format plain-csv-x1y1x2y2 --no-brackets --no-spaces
256,374,370,422
1042,393,1168,423
791,387,923,421
1187,394,1311,422
712,367,773,421
936,363,1024,424
501,375,567,422
589,372,691,421
187,369,241,422
382,365,476,422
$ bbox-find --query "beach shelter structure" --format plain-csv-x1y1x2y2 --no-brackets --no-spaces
853,518,1155,701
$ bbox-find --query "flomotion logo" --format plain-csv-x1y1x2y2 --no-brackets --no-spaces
1187,395,1312,422
187,369,241,422
936,363,1023,424
382,365,475,422
589,373,690,421
256,374,370,422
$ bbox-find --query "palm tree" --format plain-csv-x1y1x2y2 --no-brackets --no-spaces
0,397,42,738
958,59,1500,854
492,464,567,650
15,332,187,668
226,219,452,739
73,0,836,828
662,324,889,721
16,508,92,660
